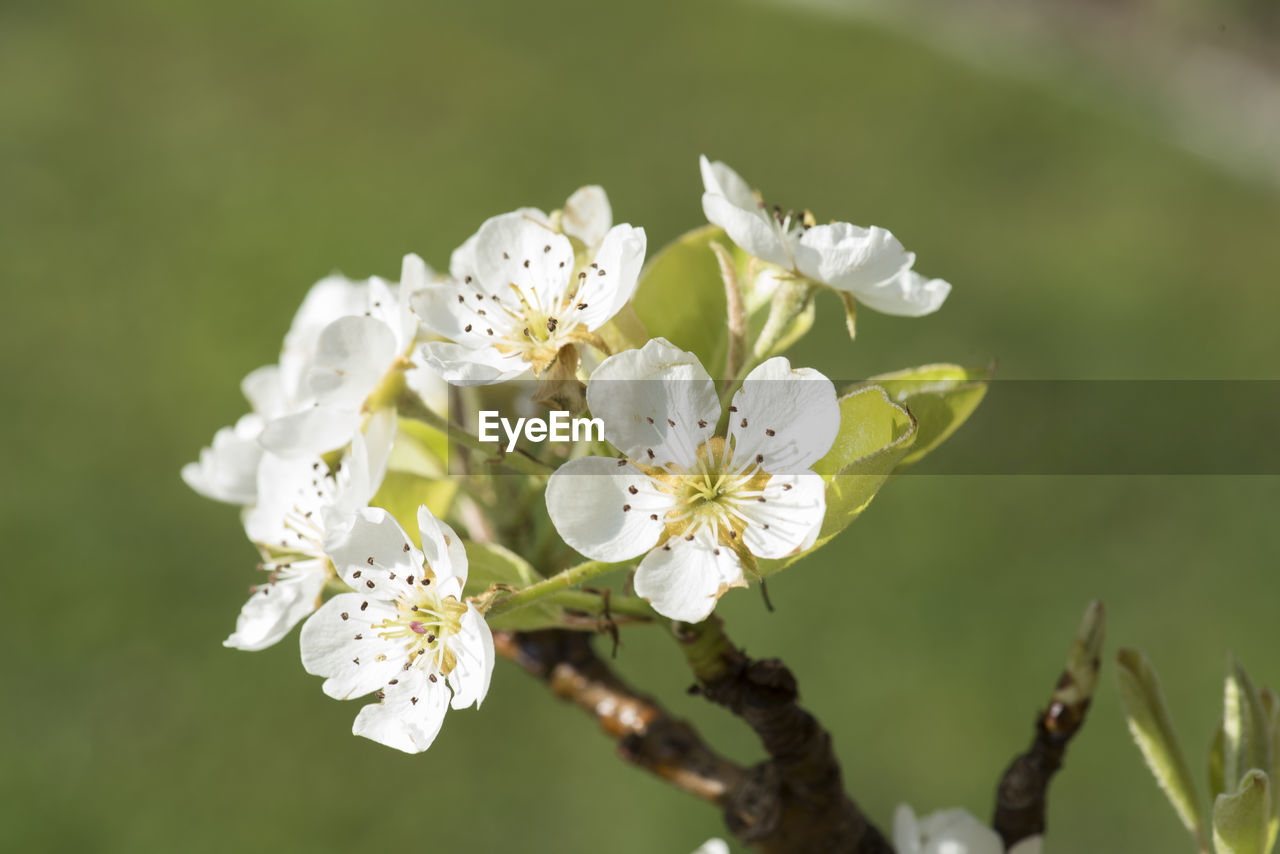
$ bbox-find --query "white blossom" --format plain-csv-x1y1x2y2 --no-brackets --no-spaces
700,155,950,317
894,805,1043,854
225,412,395,651
300,505,494,753
545,338,838,622
182,412,267,505
257,254,434,457
414,200,646,385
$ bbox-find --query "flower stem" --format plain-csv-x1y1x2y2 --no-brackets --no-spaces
484,559,632,618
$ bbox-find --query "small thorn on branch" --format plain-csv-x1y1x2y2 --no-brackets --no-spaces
993,600,1106,848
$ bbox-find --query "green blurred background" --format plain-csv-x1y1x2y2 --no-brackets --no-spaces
4,1,1279,851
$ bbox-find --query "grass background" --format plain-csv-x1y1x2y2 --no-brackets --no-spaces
3,0,1278,851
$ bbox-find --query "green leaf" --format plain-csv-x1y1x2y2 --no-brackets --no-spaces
759,386,917,576
1214,719,1229,801
631,225,731,372
395,416,450,473
1225,656,1273,795
852,363,990,470
371,471,457,535
1213,771,1272,854
1116,648,1206,840
1260,689,1280,848
463,541,565,631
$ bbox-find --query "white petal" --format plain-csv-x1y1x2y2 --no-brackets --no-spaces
259,405,361,458
700,155,760,213
449,208,550,284
632,528,745,622
893,804,924,854
402,352,449,417
325,507,424,598
323,412,395,541
306,315,397,410
916,808,1005,854
473,214,575,308
545,456,672,562
284,275,368,358
793,222,913,293
352,668,451,753
728,358,839,473
586,338,719,468
573,224,647,331
691,841,730,854
243,452,331,549
737,472,826,559
561,185,612,250
395,254,431,348
417,341,529,386
415,505,469,588
241,365,288,418
300,593,405,700
224,563,327,651
181,414,264,505
700,156,791,268
702,193,791,269
412,280,506,344
446,604,495,710
854,268,951,317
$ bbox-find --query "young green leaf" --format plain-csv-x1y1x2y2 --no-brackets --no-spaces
1213,719,1229,801
1116,648,1206,842
1260,689,1280,848
631,225,731,372
1213,770,1272,854
463,541,565,631
1225,656,1273,796
758,386,916,576
851,362,990,470
371,471,458,535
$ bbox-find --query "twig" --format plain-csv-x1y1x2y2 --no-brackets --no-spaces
494,629,745,804
675,616,894,854
992,600,1107,847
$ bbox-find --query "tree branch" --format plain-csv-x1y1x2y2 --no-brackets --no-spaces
675,616,895,854
993,600,1106,848
493,629,745,805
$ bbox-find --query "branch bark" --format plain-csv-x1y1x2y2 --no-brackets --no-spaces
675,617,895,854
993,600,1106,848
494,629,745,805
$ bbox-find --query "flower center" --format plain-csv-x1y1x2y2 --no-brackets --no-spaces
655,437,770,545
373,588,468,674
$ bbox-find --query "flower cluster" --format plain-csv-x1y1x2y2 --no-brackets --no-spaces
185,159,954,760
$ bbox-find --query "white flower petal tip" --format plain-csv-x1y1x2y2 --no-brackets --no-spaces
698,155,950,318
418,190,643,385
182,414,265,505
893,804,1009,854
300,506,494,753
548,342,835,621
691,840,730,854
561,184,612,249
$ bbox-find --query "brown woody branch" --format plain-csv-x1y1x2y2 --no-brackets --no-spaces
675,616,894,854
494,629,745,805
993,600,1106,848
